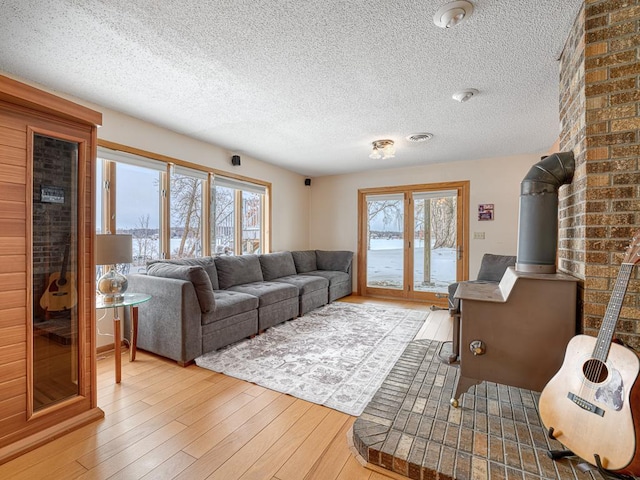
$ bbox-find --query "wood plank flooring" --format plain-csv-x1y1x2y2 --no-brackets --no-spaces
0,297,452,480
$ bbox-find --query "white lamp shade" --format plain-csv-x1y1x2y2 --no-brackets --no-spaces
95,234,133,265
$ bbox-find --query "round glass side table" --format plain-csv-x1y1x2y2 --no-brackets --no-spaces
96,293,151,383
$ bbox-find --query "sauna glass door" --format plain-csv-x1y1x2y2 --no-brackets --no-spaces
32,133,80,411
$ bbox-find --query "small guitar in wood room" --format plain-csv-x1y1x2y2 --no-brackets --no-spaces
539,230,640,477
39,238,77,312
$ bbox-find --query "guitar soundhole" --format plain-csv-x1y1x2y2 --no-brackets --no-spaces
582,359,608,383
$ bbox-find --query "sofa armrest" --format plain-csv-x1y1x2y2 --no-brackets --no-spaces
126,274,203,364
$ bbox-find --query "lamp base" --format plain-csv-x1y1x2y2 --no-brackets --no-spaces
101,293,124,304
97,268,128,303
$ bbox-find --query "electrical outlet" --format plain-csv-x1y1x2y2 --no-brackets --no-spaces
473,232,485,240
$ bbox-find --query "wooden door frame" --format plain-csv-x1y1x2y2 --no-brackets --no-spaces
357,181,469,303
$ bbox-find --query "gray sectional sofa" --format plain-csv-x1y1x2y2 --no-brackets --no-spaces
126,250,353,365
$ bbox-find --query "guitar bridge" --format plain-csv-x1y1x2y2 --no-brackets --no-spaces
567,392,605,417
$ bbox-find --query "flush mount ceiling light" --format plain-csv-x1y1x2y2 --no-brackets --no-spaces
369,139,395,159
452,88,479,102
433,1,474,29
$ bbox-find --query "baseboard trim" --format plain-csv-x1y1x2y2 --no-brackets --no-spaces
0,407,104,465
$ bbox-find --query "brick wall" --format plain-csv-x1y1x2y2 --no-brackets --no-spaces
559,0,640,348
32,134,77,319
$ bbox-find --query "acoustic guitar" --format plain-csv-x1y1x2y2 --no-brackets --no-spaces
39,239,77,312
539,231,640,475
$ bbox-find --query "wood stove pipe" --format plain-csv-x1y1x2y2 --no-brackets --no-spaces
516,151,575,274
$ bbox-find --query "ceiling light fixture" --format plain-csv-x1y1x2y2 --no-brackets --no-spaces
433,1,474,29
452,88,479,102
369,139,395,159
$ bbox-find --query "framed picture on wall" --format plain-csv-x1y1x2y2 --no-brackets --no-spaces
478,203,494,221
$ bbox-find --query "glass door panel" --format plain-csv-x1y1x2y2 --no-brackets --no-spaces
359,181,468,304
412,191,457,294
32,133,79,411
365,193,405,291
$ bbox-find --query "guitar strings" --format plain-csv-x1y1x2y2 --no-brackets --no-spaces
581,262,632,401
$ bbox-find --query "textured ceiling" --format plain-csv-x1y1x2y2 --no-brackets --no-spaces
0,0,582,176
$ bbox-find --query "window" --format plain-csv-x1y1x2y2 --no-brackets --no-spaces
96,143,270,264
98,148,165,273
170,166,206,259
212,176,267,255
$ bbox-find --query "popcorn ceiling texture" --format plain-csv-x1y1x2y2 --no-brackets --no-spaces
558,0,640,349
0,0,582,176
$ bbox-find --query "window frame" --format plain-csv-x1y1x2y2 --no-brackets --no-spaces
96,140,271,259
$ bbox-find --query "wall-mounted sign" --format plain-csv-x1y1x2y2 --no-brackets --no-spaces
40,185,65,204
478,203,494,221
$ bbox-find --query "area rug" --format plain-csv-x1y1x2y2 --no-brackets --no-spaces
195,302,428,416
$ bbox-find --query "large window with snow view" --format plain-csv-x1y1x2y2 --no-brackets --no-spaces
96,144,270,266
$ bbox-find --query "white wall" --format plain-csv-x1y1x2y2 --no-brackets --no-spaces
308,154,540,289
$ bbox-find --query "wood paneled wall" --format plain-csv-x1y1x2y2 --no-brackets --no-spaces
0,75,103,463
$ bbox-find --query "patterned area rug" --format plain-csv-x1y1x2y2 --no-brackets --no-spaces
195,302,428,416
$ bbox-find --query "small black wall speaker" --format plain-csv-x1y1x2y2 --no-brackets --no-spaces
231,155,241,166
304,178,311,186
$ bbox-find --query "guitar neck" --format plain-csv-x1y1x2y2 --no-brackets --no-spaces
593,262,634,361
59,242,70,281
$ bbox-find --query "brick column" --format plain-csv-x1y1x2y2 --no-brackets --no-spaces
559,1,640,348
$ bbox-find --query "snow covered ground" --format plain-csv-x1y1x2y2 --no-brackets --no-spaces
366,239,456,292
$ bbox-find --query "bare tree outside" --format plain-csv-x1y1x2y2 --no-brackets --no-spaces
367,200,403,249
366,193,457,291
132,214,158,269
171,174,202,258
212,185,235,254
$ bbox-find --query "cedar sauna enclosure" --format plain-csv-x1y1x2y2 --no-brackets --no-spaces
0,75,103,463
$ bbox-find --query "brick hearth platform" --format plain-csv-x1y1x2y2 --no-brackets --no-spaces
352,339,598,480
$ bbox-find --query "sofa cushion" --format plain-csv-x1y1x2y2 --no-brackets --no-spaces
215,254,264,289
291,250,317,273
146,262,215,313
149,256,219,290
228,281,298,307
273,274,328,295
305,270,350,287
259,251,297,280
206,290,259,324
315,250,352,273
477,254,516,282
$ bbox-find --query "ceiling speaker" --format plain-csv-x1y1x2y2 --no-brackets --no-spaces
305,178,311,186
231,155,241,166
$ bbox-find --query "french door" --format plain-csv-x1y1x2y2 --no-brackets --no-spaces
358,181,469,304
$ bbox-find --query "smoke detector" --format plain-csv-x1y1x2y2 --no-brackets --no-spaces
433,1,474,29
452,88,479,102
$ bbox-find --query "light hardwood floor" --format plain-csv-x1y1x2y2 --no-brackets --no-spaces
1,297,452,480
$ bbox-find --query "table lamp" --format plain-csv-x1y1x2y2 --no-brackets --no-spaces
95,234,132,303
